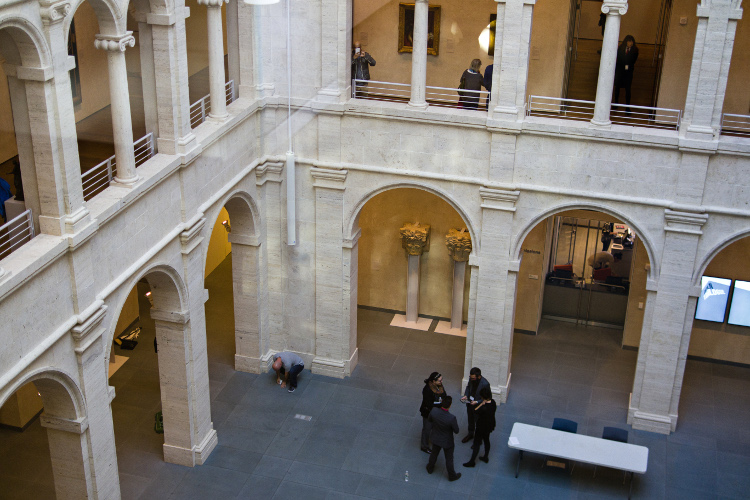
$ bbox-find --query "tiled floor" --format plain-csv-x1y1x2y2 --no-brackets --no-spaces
2,256,750,499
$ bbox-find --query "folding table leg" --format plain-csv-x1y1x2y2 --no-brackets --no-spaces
515,450,524,478
628,471,635,499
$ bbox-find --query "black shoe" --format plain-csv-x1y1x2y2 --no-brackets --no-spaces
421,447,431,454
288,386,295,393
426,464,434,474
449,473,462,481
479,456,489,463
463,461,475,468
461,434,474,443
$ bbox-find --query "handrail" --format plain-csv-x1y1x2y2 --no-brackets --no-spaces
81,132,155,201
721,113,750,137
0,209,35,261
527,95,681,130
190,80,235,128
352,79,489,110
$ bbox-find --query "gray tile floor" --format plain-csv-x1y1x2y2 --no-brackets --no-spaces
2,256,750,499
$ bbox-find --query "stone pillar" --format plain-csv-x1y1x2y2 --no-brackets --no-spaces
409,0,429,109
490,0,535,120
400,222,431,323
230,233,264,373
95,32,139,185
446,229,472,329
628,209,708,434
680,0,743,141
311,167,356,378
467,188,521,403
147,3,199,156
199,0,229,121
40,414,93,499
135,15,159,141
318,0,351,102
591,0,628,127
70,305,120,499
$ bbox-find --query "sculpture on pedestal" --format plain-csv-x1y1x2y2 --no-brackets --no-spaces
445,228,472,331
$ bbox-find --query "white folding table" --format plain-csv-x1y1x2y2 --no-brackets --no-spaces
508,422,648,498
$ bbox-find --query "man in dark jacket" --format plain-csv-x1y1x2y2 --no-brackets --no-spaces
352,41,376,97
460,366,490,442
426,396,461,481
614,35,638,107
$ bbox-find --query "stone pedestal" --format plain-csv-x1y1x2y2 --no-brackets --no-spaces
391,222,431,330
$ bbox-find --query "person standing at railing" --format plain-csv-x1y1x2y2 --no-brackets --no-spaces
482,64,493,110
458,59,485,110
0,177,11,224
613,35,639,109
352,41,376,98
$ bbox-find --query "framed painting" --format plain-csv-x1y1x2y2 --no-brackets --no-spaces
398,3,441,56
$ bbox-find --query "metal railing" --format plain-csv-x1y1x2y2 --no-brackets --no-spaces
0,209,34,261
720,113,750,138
190,80,235,128
352,79,490,110
81,133,155,201
527,95,682,130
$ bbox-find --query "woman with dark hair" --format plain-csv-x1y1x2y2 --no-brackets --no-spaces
614,35,638,107
463,386,497,467
458,59,485,109
419,371,446,453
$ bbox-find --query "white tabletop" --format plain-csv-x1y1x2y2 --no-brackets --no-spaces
508,422,648,474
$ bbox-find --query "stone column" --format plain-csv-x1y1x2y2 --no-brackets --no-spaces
467,188,521,403
311,167,357,378
490,0,535,120
628,210,708,434
318,0,351,102
40,414,93,499
199,0,229,121
591,0,628,127
95,33,139,185
409,0,429,109
229,233,263,373
135,14,159,141
446,229,472,329
680,0,743,141
147,3,198,156
400,222,431,323
70,305,121,499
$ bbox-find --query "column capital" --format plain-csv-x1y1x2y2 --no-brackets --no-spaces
94,32,136,52
601,0,628,16
311,167,347,190
445,228,472,262
663,209,708,235
197,0,228,7
400,222,431,256
40,0,71,25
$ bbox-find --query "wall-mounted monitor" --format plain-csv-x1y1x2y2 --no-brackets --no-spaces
695,276,731,323
728,280,750,327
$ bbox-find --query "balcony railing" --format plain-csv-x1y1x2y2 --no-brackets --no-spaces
352,79,489,110
81,133,155,201
0,209,34,261
190,80,235,128
527,96,682,130
721,113,750,138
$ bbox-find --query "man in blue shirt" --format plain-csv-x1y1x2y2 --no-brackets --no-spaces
272,351,305,393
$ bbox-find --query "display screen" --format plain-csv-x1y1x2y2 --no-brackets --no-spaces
694,276,731,322
728,280,750,327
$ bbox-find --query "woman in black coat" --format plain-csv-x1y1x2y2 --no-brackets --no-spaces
614,35,638,106
458,59,485,110
419,372,445,453
463,386,497,467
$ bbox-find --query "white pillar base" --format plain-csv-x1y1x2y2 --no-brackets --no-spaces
434,320,467,337
311,349,358,378
627,406,675,435
390,313,432,331
589,119,612,128
112,175,140,187
163,427,218,467
408,101,428,110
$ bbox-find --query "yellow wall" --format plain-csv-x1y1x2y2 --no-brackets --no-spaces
0,65,17,165
72,2,111,123
0,382,43,429
186,0,228,78
577,0,661,43
514,220,548,332
527,0,569,99
358,188,471,320
205,208,232,277
723,16,750,115
622,237,649,347
114,286,139,336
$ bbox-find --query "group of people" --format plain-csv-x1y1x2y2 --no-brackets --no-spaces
419,367,497,481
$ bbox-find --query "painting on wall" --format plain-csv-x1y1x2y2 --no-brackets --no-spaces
398,3,441,56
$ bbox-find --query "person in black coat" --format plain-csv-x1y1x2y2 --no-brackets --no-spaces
614,35,638,107
426,396,462,481
458,59,485,110
419,372,445,453
460,366,490,442
463,386,497,467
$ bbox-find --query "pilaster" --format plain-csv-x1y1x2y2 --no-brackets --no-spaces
40,413,94,500
229,232,265,373
590,0,628,127
318,0,352,103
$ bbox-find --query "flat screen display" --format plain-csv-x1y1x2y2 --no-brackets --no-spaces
695,276,731,322
728,280,750,327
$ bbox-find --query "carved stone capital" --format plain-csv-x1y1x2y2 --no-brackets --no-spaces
445,228,472,262
40,0,71,25
94,33,136,53
197,0,228,7
180,217,206,255
601,0,628,16
400,222,431,256
479,187,520,212
663,209,708,235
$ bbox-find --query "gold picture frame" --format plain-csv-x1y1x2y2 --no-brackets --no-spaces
398,3,441,56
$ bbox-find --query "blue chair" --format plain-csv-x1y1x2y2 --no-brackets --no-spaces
594,427,629,481
545,418,579,473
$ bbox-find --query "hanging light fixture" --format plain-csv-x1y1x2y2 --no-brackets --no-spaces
242,0,279,4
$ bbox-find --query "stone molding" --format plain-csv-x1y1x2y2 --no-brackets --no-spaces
311,167,347,190
696,1,743,19
40,413,88,434
343,228,362,249
227,233,260,247
601,0,628,15
180,217,206,255
15,65,54,82
479,187,520,211
445,228,472,262
94,33,136,53
663,209,708,235
40,0,71,25
495,0,536,4
256,162,284,185
71,304,107,354
150,308,190,325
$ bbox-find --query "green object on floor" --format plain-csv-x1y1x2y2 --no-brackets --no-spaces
154,411,163,434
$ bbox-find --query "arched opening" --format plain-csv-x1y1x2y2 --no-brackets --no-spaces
507,208,651,434
353,186,472,388
0,372,88,499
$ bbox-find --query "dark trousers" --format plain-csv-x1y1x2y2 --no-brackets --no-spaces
614,85,632,106
466,404,478,434
469,432,491,462
280,364,304,388
421,417,432,449
428,444,457,478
